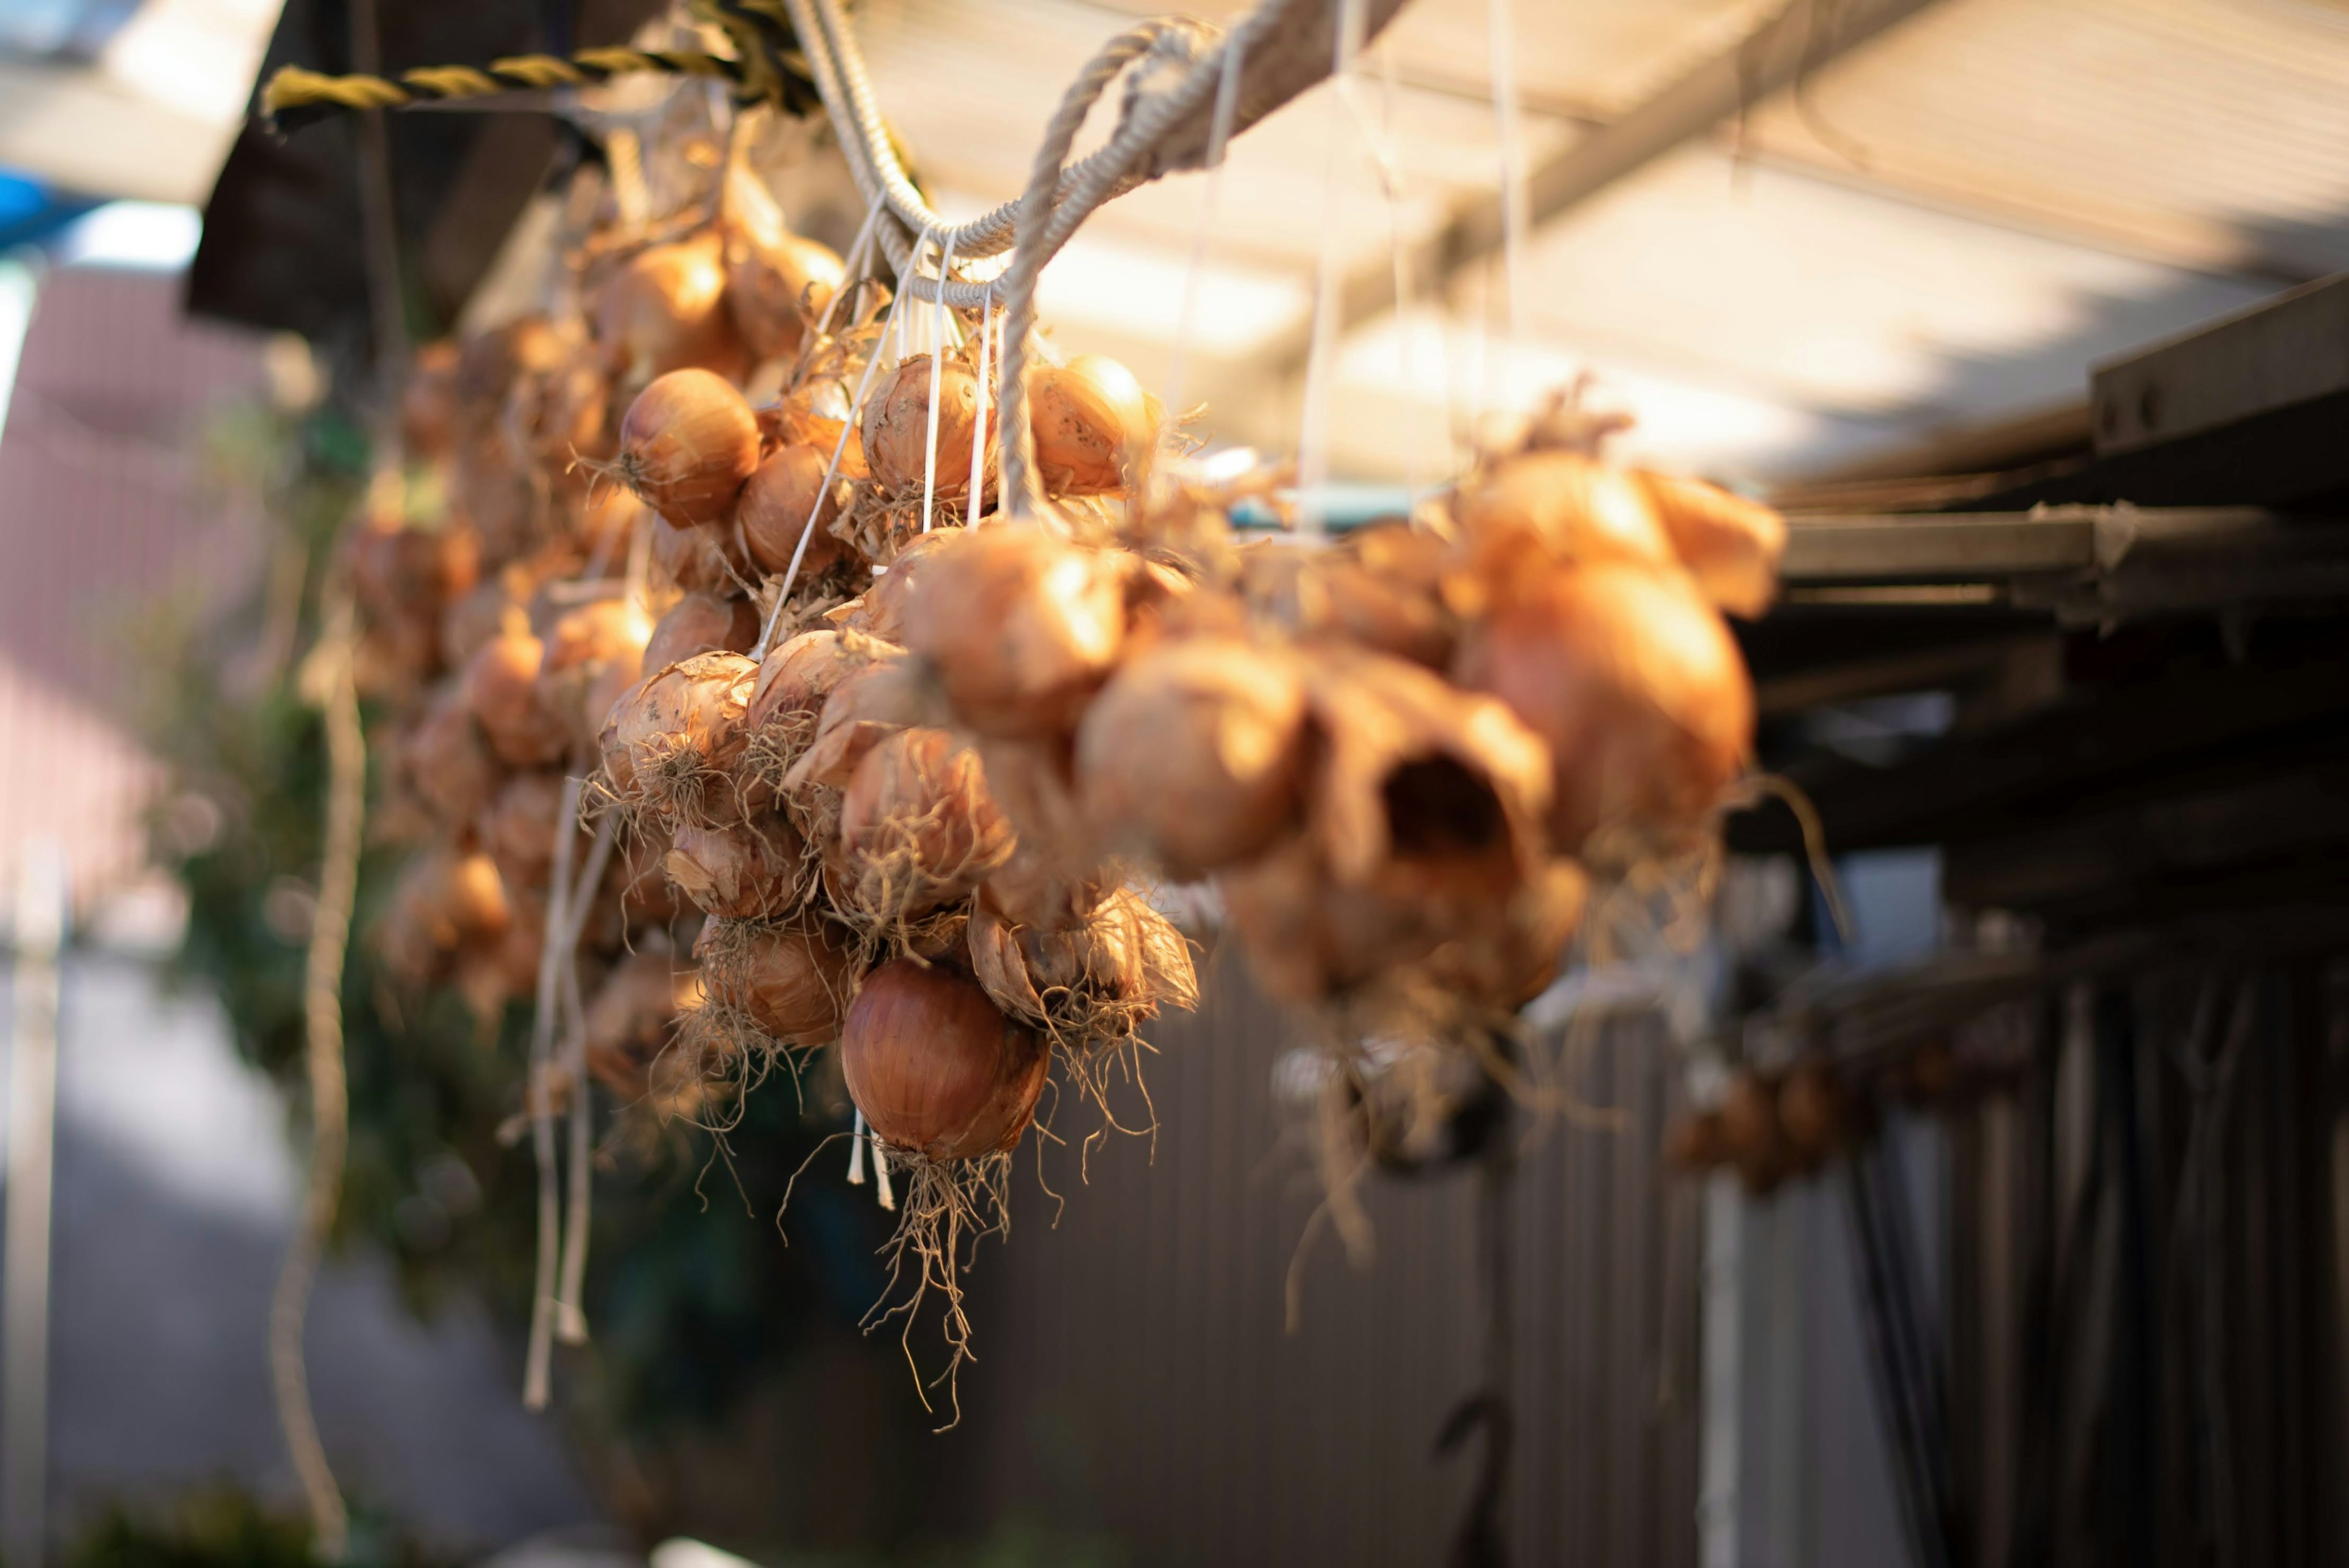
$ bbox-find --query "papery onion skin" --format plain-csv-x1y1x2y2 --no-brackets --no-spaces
615,369,760,528
584,948,702,1096
405,685,505,829
748,628,890,736
840,959,1047,1161
1028,353,1156,496
478,770,580,891
1633,471,1786,619
664,815,808,919
727,230,845,363
602,651,760,821
644,591,761,673
697,918,856,1045
1453,562,1751,858
860,355,989,498
595,234,745,393
1074,638,1307,879
836,524,963,643
650,502,754,594
902,527,1127,738
462,632,571,767
837,728,1014,914
1451,450,1674,610
738,443,852,578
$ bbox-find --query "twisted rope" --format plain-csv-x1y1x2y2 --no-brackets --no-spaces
257,0,825,135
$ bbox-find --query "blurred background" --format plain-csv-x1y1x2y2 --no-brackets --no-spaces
1,0,2345,1564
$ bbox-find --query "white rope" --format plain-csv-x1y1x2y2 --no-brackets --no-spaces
749,221,922,660
1294,0,1369,534
522,775,585,1410
967,282,995,527
810,188,886,343
872,1133,896,1210
920,228,956,533
1162,31,1248,424
848,1108,868,1183
1490,0,1529,342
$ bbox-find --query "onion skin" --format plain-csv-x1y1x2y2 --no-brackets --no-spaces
748,628,890,736
782,653,943,792
664,815,808,919
404,685,504,829
644,592,761,673
615,369,760,528
584,949,702,1098
841,960,1047,1161
595,233,744,392
602,651,760,819
837,728,1014,915
479,770,581,892
462,632,572,767
902,527,1127,738
1453,562,1751,859
1075,638,1307,879
401,340,461,457
727,230,845,363
835,525,963,643
352,514,480,628
650,503,754,594
1634,471,1786,619
967,887,1196,1029
1028,354,1157,495
860,354,989,498
699,918,856,1045
1451,450,1674,611
738,443,851,577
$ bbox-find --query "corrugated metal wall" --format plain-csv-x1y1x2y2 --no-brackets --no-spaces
963,946,1702,1567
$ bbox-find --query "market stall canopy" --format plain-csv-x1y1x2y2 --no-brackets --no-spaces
186,0,2349,485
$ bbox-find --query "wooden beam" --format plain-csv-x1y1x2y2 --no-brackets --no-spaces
1260,0,1954,371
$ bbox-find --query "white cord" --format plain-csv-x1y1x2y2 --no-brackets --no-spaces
1162,35,1248,422
1294,0,1368,535
848,1108,867,1183
921,228,956,533
751,221,923,660
968,281,995,527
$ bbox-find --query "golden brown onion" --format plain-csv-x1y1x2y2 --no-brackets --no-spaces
833,524,963,643
663,815,808,919
697,917,857,1046
726,229,845,363
644,592,760,673
584,948,702,1098
1452,449,1673,610
1074,638,1307,879
404,685,504,829
601,651,760,824
478,770,581,892
1634,470,1786,619
612,369,760,528
780,653,939,792
649,501,754,594
1452,562,1751,859
594,232,744,392
837,728,1012,920
462,632,571,767
1028,353,1157,495
902,525,1127,738
859,354,989,498
738,443,852,577
841,960,1046,1161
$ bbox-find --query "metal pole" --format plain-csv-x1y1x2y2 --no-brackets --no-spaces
4,841,67,1568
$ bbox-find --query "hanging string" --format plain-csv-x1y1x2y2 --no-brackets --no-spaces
1486,0,1531,422
750,211,920,660
849,1108,869,1184
1294,0,1370,534
1162,34,1249,423
522,774,586,1410
920,228,958,533
968,282,996,527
